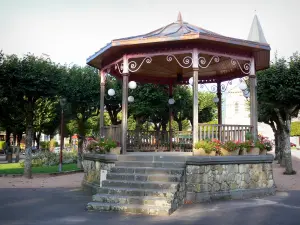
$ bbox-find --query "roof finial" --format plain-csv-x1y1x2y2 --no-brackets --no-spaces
177,12,183,24
247,14,268,44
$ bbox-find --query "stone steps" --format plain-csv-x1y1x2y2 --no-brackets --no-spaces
97,187,176,198
102,180,179,189
110,167,184,175
115,161,185,168
107,173,182,182
87,156,186,215
86,202,171,216
92,194,171,206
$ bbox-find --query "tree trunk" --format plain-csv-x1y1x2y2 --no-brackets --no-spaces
278,131,285,165
77,118,85,169
274,131,279,160
36,132,41,149
178,120,183,131
12,133,16,162
15,132,22,163
24,101,34,179
282,120,295,174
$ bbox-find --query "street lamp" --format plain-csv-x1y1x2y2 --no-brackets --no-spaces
168,98,175,105
59,97,67,173
239,80,250,100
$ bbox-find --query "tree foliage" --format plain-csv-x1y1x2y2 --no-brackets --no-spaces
257,52,300,174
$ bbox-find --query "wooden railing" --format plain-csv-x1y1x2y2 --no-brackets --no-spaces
102,125,121,143
198,124,252,142
101,124,252,152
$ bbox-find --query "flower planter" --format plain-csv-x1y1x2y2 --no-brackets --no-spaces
220,148,229,156
260,149,267,155
240,148,247,155
248,147,260,155
228,148,240,156
193,148,215,156
109,147,121,155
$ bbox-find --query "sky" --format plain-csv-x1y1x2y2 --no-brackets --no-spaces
0,0,299,66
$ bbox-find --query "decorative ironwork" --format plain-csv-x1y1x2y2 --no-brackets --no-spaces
198,55,220,68
114,63,123,74
199,80,233,93
166,55,193,68
128,57,152,72
231,59,251,74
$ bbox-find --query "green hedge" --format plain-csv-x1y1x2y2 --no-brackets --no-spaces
291,121,300,137
0,141,5,150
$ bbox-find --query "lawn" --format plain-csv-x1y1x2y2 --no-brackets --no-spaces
0,163,80,174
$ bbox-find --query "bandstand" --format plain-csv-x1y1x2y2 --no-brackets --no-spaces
86,13,270,154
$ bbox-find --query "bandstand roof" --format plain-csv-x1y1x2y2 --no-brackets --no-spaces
87,13,270,84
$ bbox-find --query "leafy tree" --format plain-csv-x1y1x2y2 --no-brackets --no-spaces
61,65,100,168
105,75,122,125
33,97,60,148
257,53,300,174
0,53,63,178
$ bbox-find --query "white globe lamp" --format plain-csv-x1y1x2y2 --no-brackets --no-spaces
108,89,115,96
128,81,137,90
213,96,219,103
239,82,247,91
188,77,193,85
168,98,175,105
128,96,134,103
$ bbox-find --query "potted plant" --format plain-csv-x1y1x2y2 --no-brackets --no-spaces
222,140,240,156
100,138,119,154
247,141,260,155
193,140,216,156
258,135,273,155
239,141,252,155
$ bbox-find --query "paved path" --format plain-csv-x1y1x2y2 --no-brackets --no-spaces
1,152,300,225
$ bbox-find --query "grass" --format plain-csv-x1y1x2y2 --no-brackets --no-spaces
0,163,80,175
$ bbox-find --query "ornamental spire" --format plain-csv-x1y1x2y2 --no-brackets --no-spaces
177,12,183,25
247,14,268,44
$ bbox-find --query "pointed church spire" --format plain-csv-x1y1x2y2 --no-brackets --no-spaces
177,12,183,25
247,15,268,44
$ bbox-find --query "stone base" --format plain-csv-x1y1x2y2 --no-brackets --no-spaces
186,187,276,203
82,181,100,195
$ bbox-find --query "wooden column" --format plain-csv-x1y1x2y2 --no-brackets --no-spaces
217,82,222,124
121,55,129,154
169,84,173,152
249,57,258,140
99,70,105,139
192,48,199,145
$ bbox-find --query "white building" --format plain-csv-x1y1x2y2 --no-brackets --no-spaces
222,84,274,139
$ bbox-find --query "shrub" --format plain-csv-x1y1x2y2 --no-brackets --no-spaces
239,141,252,152
40,141,50,150
222,141,240,152
0,141,5,150
194,140,216,154
19,150,77,167
86,138,117,154
49,139,58,151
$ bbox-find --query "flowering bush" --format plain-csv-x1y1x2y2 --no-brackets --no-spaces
258,135,273,151
19,150,77,167
86,138,118,154
222,140,240,152
239,140,253,152
194,140,216,154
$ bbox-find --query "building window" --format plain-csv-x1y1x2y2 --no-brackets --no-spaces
235,102,239,114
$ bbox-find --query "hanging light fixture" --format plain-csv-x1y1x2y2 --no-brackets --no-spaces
128,96,134,103
108,89,115,96
213,96,219,103
128,81,137,89
188,77,193,85
239,82,247,91
168,98,175,105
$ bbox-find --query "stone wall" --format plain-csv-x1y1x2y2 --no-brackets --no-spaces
185,155,275,202
82,153,117,194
